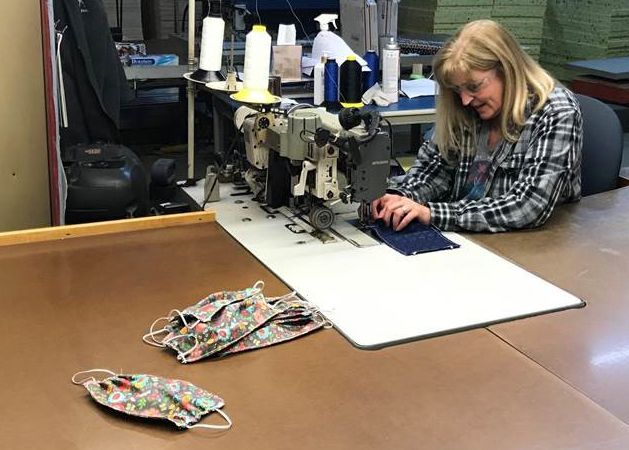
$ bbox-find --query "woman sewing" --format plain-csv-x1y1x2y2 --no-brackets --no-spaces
372,19,583,232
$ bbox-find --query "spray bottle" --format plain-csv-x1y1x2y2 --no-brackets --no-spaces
314,52,327,106
314,13,338,33
312,14,358,66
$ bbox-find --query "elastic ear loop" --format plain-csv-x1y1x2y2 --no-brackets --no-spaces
272,299,333,329
290,301,334,330
72,369,117,385
266,291,298,304
273,296,313,312
166,309,201,362
188,408,233,430
252,280,265,291
142,315,173,347
295,300,335,329
316,311,334,329
164,333,199,363
142,309,201,347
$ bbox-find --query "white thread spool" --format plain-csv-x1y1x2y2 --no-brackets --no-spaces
232,24,277,103
242,25,272,91
199,16,225,71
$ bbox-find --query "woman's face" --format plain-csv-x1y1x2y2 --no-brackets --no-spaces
450,69,504,121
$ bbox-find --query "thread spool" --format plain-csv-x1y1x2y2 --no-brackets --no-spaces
339,55,363,108
190,4,225,83
362,49,379,91
231,25,277,104
199,16,224,71
323,57,339,109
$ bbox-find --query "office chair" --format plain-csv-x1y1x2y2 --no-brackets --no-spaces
576,93,623,196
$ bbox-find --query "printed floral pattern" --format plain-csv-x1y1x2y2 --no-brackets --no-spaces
82,374,224,428
218,300,324,356
181,286,263,322
149,286,326,363
167,295,279,362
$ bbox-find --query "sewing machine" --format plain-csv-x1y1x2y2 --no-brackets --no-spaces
234,105,391,231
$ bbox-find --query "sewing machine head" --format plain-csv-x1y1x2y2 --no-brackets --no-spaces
235,104,390,230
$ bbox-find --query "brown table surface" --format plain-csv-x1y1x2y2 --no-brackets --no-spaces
2,213,629,449
471,187,629,426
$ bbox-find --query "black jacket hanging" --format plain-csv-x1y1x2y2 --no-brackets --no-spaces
54,0,131,153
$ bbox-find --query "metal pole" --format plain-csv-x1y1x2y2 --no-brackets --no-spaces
120,0,124,31
187,0,195,182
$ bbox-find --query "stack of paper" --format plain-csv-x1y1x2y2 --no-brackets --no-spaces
400,78,438,98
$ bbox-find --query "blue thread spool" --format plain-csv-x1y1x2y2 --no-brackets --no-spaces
363,50,378,91
324,57,339,107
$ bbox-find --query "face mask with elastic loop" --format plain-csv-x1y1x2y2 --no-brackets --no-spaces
174,292,281,363
72,369,232,430
216,294,333,357
142,281,269,359
181,281,267,322
143,282,332,363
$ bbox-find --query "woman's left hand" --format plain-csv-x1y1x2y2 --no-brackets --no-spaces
371,194,431,231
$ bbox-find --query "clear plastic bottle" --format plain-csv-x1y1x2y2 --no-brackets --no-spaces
381,36,400,103
314,53,327,106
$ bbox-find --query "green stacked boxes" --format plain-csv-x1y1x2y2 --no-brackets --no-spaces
398,0,547,60
397,0,628,82
608,7,629,56
399,0,493,37
491,0,548,61
540,0,629,82
433,1,494,34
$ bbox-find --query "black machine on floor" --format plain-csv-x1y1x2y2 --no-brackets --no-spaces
63,143,149,224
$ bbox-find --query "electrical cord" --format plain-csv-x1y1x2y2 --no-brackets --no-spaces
283,0,312,45
286,103,314,115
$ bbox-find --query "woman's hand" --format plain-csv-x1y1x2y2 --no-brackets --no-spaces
371,194,431,231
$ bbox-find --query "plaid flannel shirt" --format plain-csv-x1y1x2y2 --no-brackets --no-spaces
389,86,583,232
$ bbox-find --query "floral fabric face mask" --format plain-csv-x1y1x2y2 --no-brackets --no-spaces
180,282,266,323
217,297,326,356
143,281,329,363
72,369,232,430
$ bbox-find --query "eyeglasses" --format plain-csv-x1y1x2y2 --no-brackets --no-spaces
451,73,493,96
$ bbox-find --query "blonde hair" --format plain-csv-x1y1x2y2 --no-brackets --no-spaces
432,20,554,156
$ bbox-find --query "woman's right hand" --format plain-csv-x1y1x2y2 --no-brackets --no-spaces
371,194,431,231
372,194,410,230
371,194,401,221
